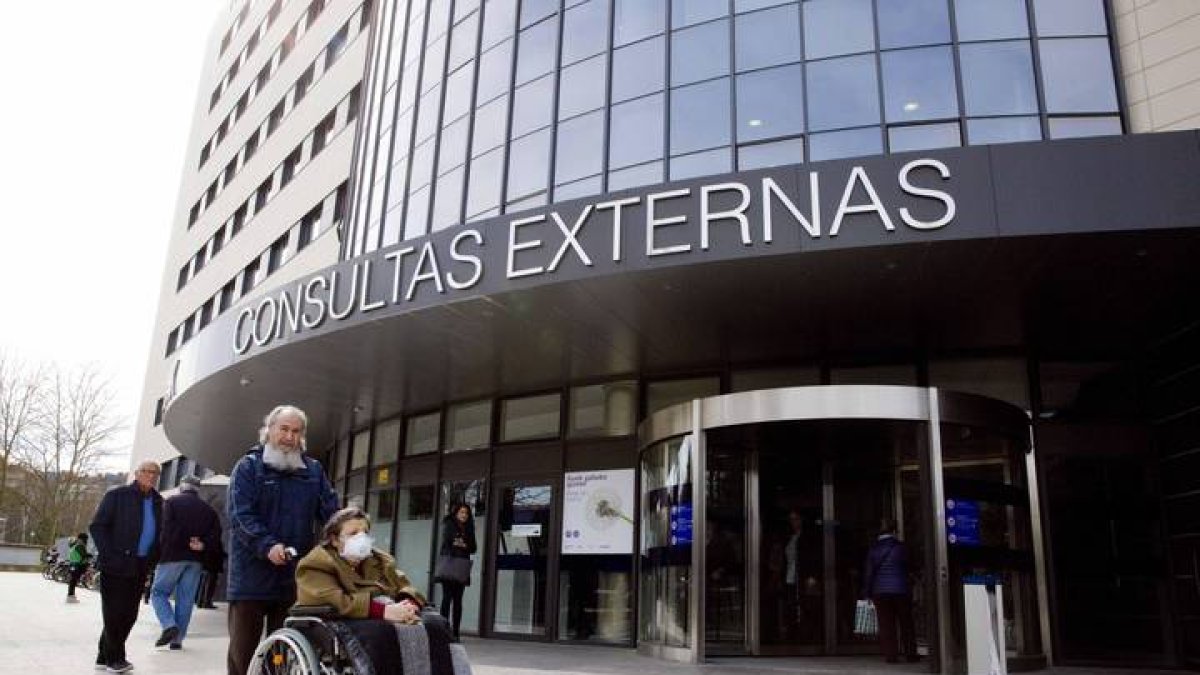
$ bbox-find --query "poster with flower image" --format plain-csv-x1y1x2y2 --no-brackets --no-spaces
562,469,635,555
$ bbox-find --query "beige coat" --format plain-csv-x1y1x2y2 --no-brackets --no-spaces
295,543,425,619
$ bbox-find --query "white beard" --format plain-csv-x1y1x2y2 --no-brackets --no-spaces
263,443,307,471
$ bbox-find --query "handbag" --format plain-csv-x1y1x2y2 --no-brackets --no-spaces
433,554,473,585
854,599,879,636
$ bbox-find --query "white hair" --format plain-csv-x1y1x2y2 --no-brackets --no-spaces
258,405,309,445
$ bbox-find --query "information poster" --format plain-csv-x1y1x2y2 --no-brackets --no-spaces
946,498,981,546
562,469,635,555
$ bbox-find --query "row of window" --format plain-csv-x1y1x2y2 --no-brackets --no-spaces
210,0,290,113
166,183,349,357
188,8,365,233
199,0,362,175
346,0,1120,258
323,355,1037,483
217,1,255,59
178,86,360,293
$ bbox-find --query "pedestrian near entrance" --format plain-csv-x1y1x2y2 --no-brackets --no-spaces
226,405,339,675
65,532,91,603
89,460,163,673
863,518,919,664
150,474,221,650
436,503,477,640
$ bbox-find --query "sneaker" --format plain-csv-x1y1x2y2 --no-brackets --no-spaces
155,626,180,648
106,660,134,673
169,644,182,651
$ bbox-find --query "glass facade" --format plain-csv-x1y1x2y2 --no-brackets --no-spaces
343,0,1123,258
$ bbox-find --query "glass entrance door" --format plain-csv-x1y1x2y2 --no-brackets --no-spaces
490,479,555,636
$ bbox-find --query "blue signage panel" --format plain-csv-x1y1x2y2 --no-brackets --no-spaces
946,498,981,546
670,503,693,547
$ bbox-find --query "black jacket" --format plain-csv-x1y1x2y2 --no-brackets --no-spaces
89,482,163,578
439,516,477,558
159,490,222,564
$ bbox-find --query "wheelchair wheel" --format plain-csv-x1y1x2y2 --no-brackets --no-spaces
248,627,322,675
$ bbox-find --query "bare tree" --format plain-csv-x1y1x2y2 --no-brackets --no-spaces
12,364,123,543
0,353,42,521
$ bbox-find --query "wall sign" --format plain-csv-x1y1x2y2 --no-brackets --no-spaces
562,469,635,555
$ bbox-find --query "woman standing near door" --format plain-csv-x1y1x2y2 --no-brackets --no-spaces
438,503,477,639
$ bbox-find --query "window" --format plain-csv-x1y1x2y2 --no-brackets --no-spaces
609,93,664,169
216,119,228,144
313,112,336,156
281,28,297,62
735,4,801,72
219,29,233,56
612,37,664,104
224,158,238,187
1039,38,1119,113
218,280,236,313
177,264,190,291
181,316,194,343
515,16,558,85
477,41,513,105
247,28,260,56
347,84,362,123
500,393,561,442
736,63,804,143
569,381,637,437
229,55,241,80
555,109,604,184
877,0,950,49
881,46,958,123
955,0,1029,41
446,400,491,451
808,126,882,161
614,0,665,46
558,54,606,120
804,0,874,60
267,0,281,26
297,204,322,250
646,377,720,415
295,65,314,103
235,91,249,119
405,412,441,455
255,176,273,212
154,398,165,426
670,19,729,87
199,298,215,330
256,64,271,93
164,329,179,357
609,158,661,193
281,146,301,187
307,0,326,26
245,129,260,161
326,25,350,69
194,246,208,273
232,203,248,236
267,233,289,274
506,128,551,201
670,78,731,155
199,142,211,167
888,122,961,152
562,0,608,65
205,181,218,208
959,42,1038,116
240,259,261,296
268,101,285,135
739,137,806,169
512,75,555,137
188,203,200,227
210,85,222,111
806,53,880,132
211,227,225,256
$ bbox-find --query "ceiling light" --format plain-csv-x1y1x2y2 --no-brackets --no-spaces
903,102,920,112
748,119,763,127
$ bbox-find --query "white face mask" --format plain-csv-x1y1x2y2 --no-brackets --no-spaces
340,532,374,562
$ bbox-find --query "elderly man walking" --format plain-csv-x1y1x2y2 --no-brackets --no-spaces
90,460,163,673
226,405,339,675
150,474,221,650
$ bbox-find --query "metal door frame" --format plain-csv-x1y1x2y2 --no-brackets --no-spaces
637,385,1038,671
485,474,560,640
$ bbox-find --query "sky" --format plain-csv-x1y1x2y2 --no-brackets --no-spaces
0,2,230,471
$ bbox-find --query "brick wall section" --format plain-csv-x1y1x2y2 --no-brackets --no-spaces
1113,0,1200,131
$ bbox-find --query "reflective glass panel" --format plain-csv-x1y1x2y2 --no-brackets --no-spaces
482,0,517,49
554,175,603,201
888,122,962,152
493,482,554,634
568,381,638,437
615,0,665,46
1047,116,1122,139
410,138,436,189
673,0,728,28
415,86,442,143
405,412,441,455
646,377,720,416
1033,0,1108,36
808,126,882,161
404,185,430,239
608,161,663,191
735,5,802,72
500,393,562,442
374,419,402,465
435,481,487,634
466,146,505,217
959,41,1038,116
671,78,731,155
449,13,479,71
1039,38,1119,113
367,490,396,554
612,37,665,103
351,429,371,469
476,41,513,105
877,0,950,49
736,63,804,142
610,94,665,168
955,0,1029,41
966,117,1041,145
472,95,508,156
559,54,607,120
804,0,874,60
806,54,880,132
738,137,805,170
422,37,447,93
507,127,552,200
432,167,465,230
516,16,558,85
881,46,958,123
639,436,693,646
444,62,476,123
555,109,605,184
670,147,732,180
446,399,492,451
520,0,557,28
563,0,609,64
671,19,730,86
394,485,435,592
735,0,790,12
512,74,555,137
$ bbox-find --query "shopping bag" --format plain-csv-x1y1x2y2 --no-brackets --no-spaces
433,554,473,585
854,599,879,636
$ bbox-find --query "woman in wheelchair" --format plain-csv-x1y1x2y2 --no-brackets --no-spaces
284,506,464,675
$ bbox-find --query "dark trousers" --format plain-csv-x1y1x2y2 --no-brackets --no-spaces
67,564,85,596
196,570,220,607
227,598,291,675
439,581,466,638
873,593,917,661
97,561,150,666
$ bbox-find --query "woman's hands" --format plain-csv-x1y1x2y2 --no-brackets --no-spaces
383,598,422,624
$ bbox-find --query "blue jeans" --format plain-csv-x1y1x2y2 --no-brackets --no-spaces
150,560,203,642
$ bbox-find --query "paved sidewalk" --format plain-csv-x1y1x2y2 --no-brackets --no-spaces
0,572,1180,674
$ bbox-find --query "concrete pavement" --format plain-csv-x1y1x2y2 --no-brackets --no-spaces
0,572,1179,674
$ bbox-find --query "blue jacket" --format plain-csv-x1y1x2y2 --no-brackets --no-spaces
90,482,163,578
863,535,909,597
227,446,339,601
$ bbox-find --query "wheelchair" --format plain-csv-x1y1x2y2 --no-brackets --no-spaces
248,605,369,675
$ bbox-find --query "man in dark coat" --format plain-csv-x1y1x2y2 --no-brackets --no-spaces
149,474,221,650
863,518,919,664
90,460,163,673
226,405,339,675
